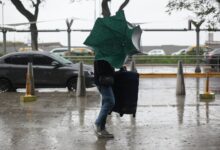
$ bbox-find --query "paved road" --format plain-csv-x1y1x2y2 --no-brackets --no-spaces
0,76,220,150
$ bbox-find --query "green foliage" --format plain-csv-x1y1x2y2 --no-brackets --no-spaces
64,55,204,65
64,56,94,64
166,0,220,28
185,47,206,55
0,41,25,47
133,55,198,64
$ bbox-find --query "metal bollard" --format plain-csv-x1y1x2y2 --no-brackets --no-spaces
130,60,137,72
76,61,86,97
29,62,35,95
199,73,215,100
176,61,186,95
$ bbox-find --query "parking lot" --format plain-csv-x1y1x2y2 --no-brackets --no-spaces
1,66,220,150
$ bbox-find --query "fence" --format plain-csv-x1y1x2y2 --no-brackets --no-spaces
1,27,220,73
63,54,220,72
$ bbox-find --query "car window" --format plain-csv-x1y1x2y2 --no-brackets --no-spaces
4,55,30,65
54,49,65,52
50,53,72,64
212,49,220,55
33,54,54,66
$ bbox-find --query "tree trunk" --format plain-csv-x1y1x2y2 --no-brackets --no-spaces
30,24,38,50
10,0,41,51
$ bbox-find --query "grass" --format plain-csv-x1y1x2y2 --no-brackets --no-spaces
64,55,205,65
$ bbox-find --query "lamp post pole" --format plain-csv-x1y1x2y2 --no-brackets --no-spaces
0,0,4,27
0,0,6,54
189,20,205,73
2,29,6,54
66,19,74,52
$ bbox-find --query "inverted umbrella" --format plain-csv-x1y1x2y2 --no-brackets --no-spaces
84,10,142,68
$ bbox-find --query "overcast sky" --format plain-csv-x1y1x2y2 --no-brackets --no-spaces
1,0,220,46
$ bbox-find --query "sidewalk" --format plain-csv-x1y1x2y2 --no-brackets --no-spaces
0,77,220,150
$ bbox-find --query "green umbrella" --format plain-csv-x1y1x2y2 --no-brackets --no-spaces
84,10,142,68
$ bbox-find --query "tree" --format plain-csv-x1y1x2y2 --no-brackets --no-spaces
166,0,220,28
10,0,43,50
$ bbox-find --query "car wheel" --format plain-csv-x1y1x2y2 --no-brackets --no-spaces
0,78,12,93
67,78,77,91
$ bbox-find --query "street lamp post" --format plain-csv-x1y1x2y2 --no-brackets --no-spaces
66,19,74,52
189,20,205,73
0,0,6,54
0,0,4,27
2,29,6,54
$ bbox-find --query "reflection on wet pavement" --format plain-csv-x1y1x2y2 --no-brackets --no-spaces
0,77,220,150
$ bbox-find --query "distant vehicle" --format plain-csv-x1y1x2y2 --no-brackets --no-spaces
204,48,220,68
0,51,95,92
185,46,213,55
171,49,186,56
19,47,44,52
65,47,94,56
50,47,94,56
50,48,68,56
147,49,166,56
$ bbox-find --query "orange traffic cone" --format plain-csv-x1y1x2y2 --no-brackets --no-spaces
20,63,37,102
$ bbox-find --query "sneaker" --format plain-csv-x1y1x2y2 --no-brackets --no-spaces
93,123,101,133
97,129,114,138
93,123,114,138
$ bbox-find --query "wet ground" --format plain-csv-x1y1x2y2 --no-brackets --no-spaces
0,66,220,150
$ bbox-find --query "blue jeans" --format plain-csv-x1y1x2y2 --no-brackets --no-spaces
95,85,115,130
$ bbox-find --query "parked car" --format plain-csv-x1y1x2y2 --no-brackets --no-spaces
50,47,94,56
204,48,220,68
50,48,69,56
185,46,213,55
0,51,95,92
148,49,166,56
65,47,94,56
171,49,186,56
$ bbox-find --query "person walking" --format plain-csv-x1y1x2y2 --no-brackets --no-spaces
93,0,130,138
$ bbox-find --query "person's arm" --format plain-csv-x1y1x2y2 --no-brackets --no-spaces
118,0,129,11
102,0,111,17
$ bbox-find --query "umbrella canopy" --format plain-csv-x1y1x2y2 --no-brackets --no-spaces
84,10,142,68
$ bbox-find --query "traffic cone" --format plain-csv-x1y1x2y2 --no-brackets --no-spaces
200,73,215,100
176,61,185,95
76,61,86,97
20,62,37,102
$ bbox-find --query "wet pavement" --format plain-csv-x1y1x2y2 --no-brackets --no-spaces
1,66,220,150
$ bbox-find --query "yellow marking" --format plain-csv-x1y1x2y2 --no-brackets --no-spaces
139,72,220,78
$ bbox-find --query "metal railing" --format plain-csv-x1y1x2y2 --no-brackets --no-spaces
63,54,220,73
